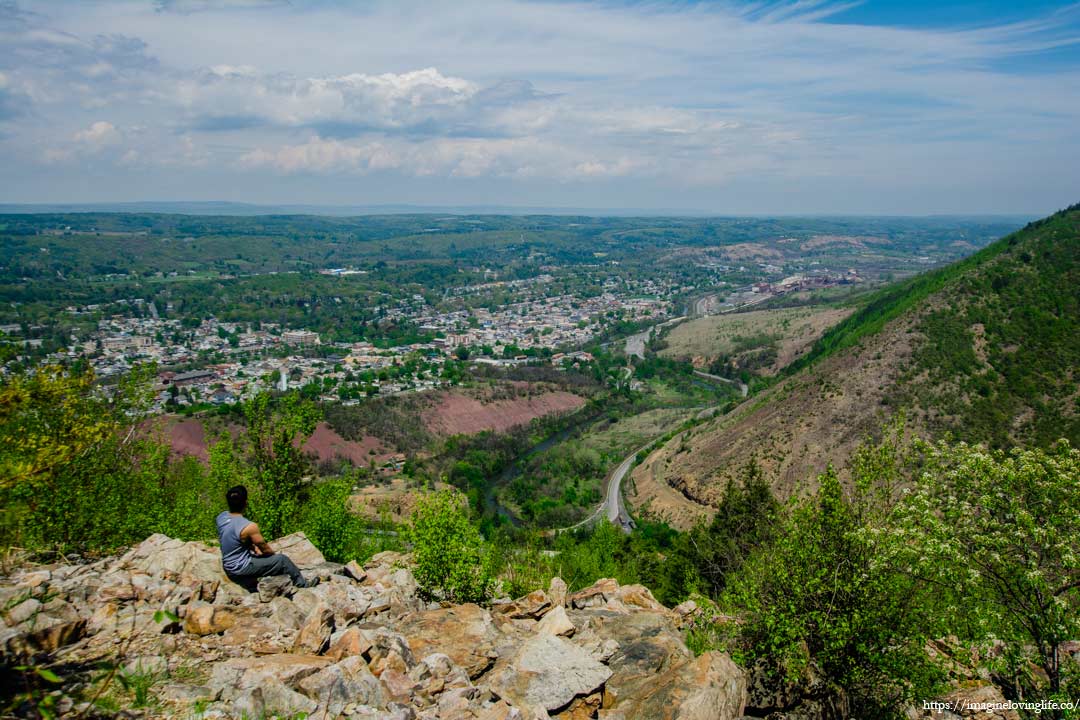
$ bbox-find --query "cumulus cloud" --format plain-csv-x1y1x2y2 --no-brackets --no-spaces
175,66,480,136
73,120,120,147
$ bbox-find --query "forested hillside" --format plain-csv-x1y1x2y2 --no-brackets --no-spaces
633,203,1080,503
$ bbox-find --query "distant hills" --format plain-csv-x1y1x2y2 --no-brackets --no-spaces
0,201,717,217
633,202,1080,508
0,201,1036,220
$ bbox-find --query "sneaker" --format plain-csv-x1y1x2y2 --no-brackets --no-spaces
300,576,320,588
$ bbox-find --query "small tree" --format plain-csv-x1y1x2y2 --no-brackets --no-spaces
240,392,319,538
408,490,492,603
725,430,943,717
893,439,1080,695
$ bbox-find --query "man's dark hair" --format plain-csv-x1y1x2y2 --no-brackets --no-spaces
226,485,248,513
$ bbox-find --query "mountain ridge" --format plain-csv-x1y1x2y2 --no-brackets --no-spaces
630,202,1080,518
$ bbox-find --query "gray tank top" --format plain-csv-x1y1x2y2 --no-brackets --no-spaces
215,511,253,574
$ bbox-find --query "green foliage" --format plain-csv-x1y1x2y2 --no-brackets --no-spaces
0,364,184,553
408,490,493,603
663,461,780,603
237,391,320,539
724,435,945,717
297,477,364,563
889,439,1080,694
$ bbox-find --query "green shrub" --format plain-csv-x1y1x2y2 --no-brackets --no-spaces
298,477,364,563
408,490,493,603
725,464,943,718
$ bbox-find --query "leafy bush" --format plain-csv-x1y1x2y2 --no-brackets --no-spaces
298,477,364,563
889,439,1080,696
724,453,944,717
408,490,493,603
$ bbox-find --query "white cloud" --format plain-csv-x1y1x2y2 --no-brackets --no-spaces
73,120,121,147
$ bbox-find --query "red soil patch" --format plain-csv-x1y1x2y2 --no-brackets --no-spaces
302,422,392,466
425,390,586,436
140,416,211,462
168,418,209,461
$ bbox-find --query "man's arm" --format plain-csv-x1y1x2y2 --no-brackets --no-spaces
240,522,274,556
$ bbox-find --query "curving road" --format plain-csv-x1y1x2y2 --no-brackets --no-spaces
556,286,767,535
559,441,652,534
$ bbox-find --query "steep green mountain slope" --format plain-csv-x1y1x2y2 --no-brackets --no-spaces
631,203,1079,512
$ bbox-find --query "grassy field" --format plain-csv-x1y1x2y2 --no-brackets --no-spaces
659,305,852,375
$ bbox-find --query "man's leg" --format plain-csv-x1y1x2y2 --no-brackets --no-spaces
236,553,308,587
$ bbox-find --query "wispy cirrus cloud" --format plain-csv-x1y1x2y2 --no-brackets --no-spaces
1,0,1079,212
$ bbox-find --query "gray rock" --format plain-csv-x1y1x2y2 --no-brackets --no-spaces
298,655,385,716
257,575,293,603
490,633,612,714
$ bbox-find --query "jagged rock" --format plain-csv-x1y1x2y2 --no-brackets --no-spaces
344,559,368,582
269,532,326,570
382,667,420,702
14,569,51,588
326,625,374,661
548,577,568,608
267,595,305,630
497,589,552,620
183,605,237,636
612,584,668,613
232,681,318,718
219,615,287,652
209,653,333,692
560,689,602,719
4,597,42,626
601,651,746,720
309,578,374,626
364,594,393,618
490,633,612,716
536,605,575,637
409,652,472,697
398,603,501,679
119,534,226,585
569,578,619,609
298,655,385,716
292,604,334,654
2,618,86,658
0,535,764,720
583,611,687,682
257,575,293,602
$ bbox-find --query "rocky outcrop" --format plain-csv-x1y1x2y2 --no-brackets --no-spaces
0,536,748,719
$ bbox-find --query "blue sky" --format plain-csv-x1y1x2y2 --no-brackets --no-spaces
0,0,1078,214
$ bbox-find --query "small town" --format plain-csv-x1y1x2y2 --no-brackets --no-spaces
30,273,676,413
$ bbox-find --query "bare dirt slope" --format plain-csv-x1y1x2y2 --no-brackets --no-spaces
424,390,586,436
633,314,921,506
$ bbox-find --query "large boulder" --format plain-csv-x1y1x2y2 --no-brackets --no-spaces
182,605,237,636
601,651,746,720
489,633,612,717
398,603,502,679
292,604,334,655
269,532,326,570
116,534,226,585
298,655,385,716
209,653,333,694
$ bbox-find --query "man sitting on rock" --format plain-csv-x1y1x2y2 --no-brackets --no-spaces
216,485,319,591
